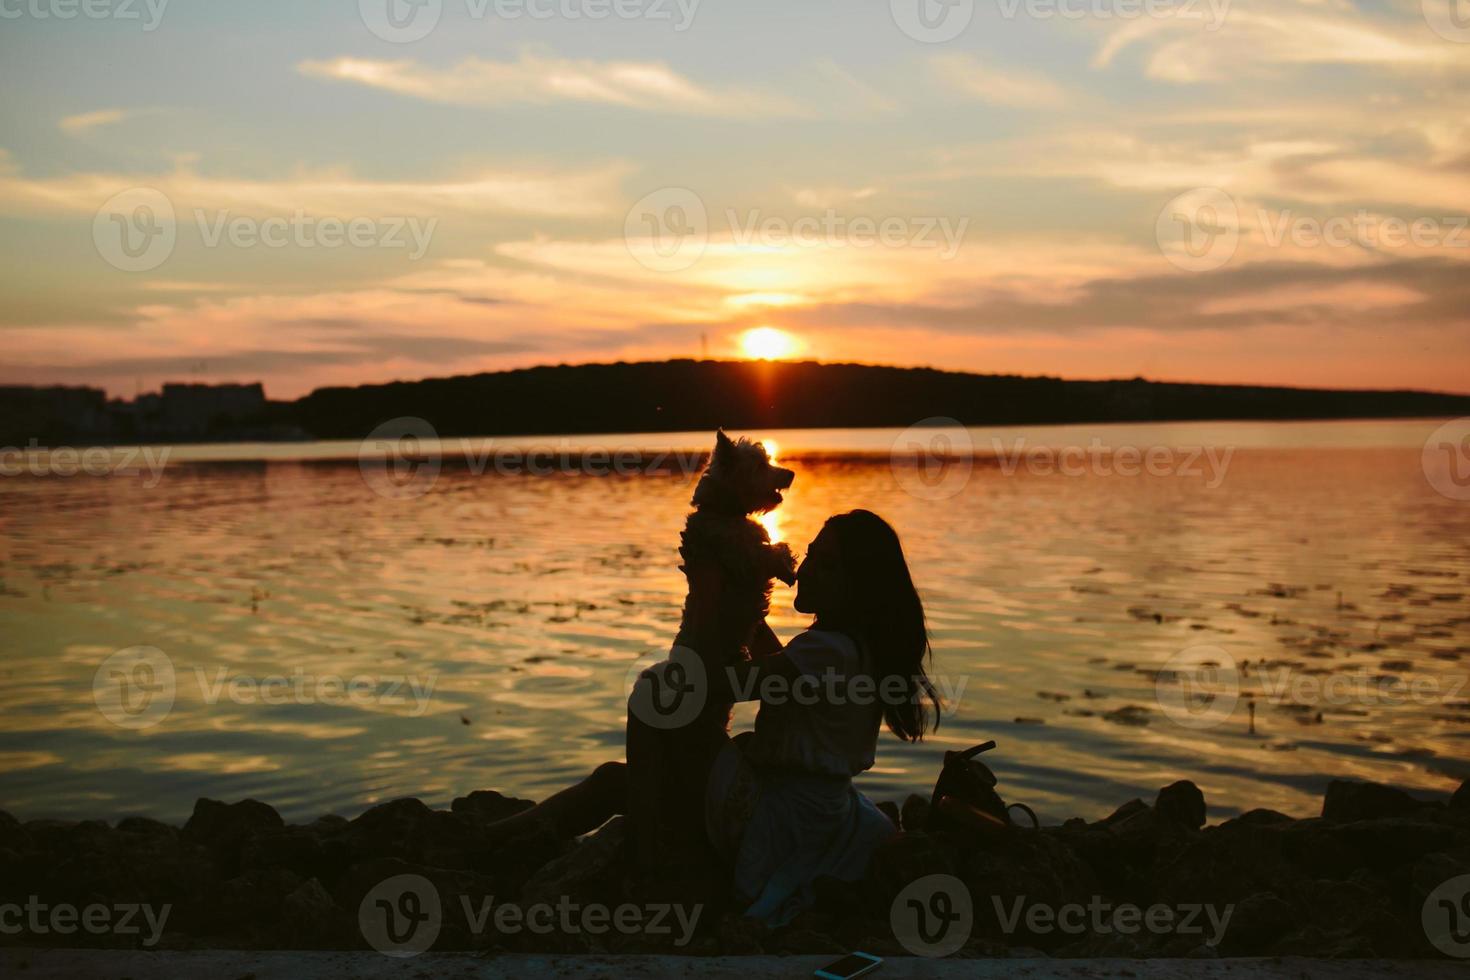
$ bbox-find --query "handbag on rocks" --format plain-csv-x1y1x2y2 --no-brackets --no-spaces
927,740,1039,835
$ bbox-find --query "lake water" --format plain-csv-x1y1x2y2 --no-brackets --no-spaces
2,419,1467,825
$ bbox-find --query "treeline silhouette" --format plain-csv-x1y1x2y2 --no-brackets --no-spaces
294,360,1470,439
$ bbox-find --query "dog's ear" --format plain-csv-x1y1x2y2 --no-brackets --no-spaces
714,429,735,457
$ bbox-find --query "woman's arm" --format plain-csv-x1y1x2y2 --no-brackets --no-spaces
748,619,782,659
711,650,802,703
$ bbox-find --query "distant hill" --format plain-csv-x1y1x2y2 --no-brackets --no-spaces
293,359,1470,440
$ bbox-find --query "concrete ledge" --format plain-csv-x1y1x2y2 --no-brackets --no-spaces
2,950,1462,979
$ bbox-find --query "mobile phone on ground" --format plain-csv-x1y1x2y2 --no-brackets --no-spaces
814,951,883,979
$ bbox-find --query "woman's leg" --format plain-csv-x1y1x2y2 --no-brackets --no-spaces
482,760,626,841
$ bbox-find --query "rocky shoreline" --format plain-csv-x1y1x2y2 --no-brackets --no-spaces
2,778,1467,959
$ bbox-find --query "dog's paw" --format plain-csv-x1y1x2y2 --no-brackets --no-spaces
769,542,798,585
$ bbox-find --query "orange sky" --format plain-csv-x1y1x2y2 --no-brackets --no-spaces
1,1,1467,398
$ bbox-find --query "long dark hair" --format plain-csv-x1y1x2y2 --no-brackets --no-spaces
824,510,941,742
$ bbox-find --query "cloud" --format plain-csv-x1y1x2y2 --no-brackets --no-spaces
298,52,803,117
1094,5,1463,84
930,53,1069,108
59,109,136,135
0,156,627,218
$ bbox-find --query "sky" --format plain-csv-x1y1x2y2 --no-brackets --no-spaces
0,0,1467,399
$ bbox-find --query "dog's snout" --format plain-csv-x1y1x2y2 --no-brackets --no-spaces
774,466,795,489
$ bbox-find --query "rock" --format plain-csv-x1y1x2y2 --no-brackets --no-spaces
451,790,535,824
344,798,482,870
183,798,284,843
182,798,284,875
348,797,433,840
519,817,627,911
1155,780,1206,829
240,824,351,884
900,794,931,833
116,816,176,839
717,913,768,955
281,877,342,947
1089,798,1158,838
1108,805,1157,838
1307,817,1459,871
875,800,901,828
1411,851,1470,903
1452,780,1469,813
1223,891,1297,952
962,833,1097,948
205,867,305,930
333,857,500,952
1228,808,1293,828
1321,780,1426,822
1095,799,1148,829
866,832,956,905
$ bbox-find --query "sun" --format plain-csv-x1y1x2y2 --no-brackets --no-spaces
739,326,799,360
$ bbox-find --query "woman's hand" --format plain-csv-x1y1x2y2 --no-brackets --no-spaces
748,619,782,659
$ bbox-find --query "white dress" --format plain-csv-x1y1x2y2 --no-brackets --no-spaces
704,629,898,925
